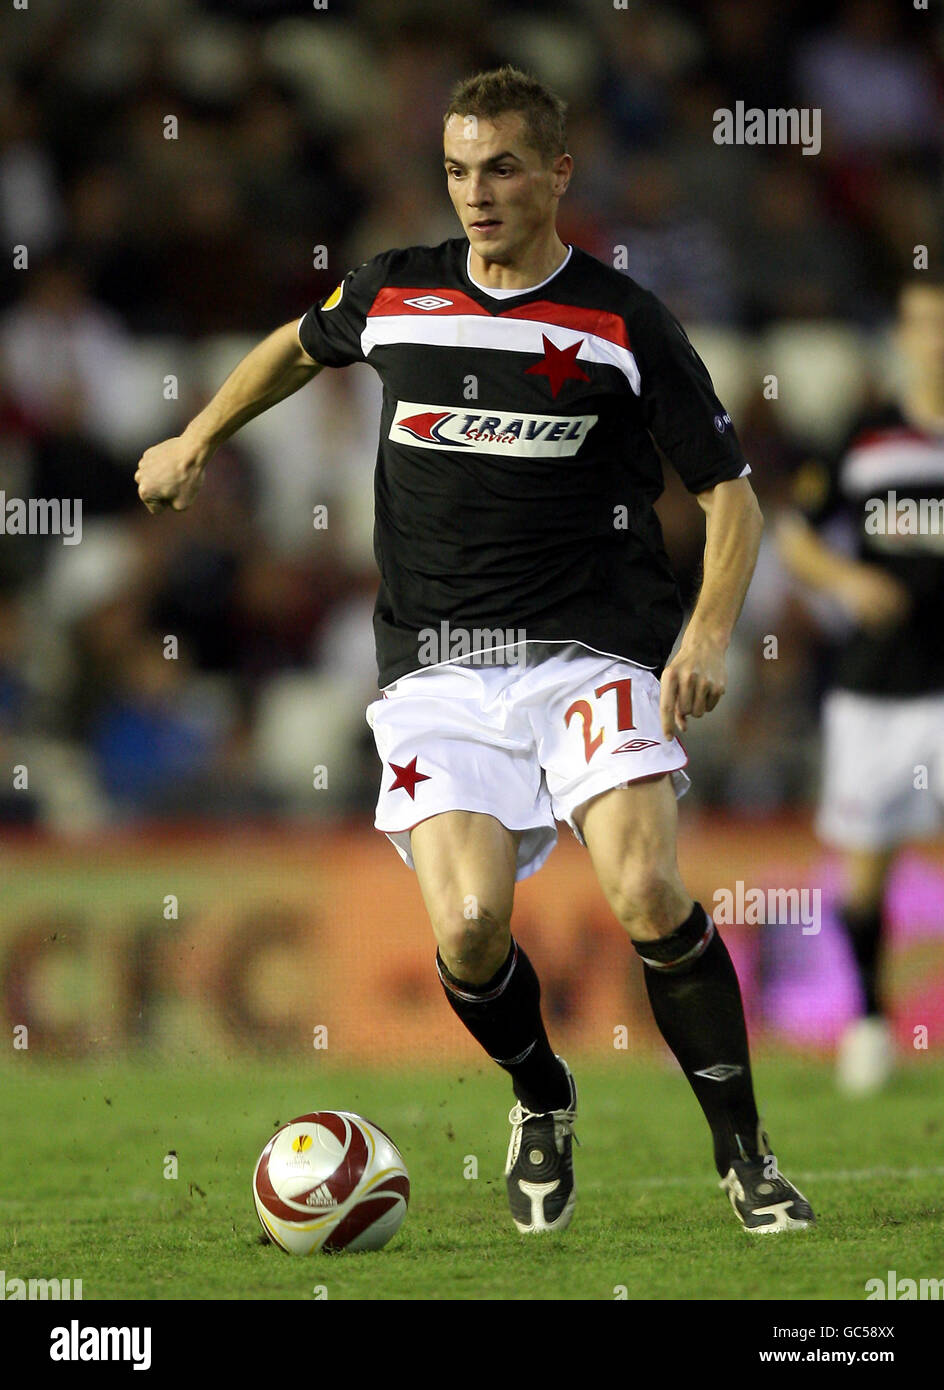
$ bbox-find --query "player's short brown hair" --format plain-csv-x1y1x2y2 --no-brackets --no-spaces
443,65,568,167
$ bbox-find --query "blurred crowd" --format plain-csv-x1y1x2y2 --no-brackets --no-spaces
0,0,941,830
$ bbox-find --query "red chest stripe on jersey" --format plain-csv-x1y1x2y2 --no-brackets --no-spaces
367,288,632,351
500,300,632,351
850,426,937,451
372,287,488,317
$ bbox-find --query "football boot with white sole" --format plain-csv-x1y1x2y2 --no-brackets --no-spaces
720,1131,815,1233
504,1056,578,1233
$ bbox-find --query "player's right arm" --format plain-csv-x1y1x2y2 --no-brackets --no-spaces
135,320,323,514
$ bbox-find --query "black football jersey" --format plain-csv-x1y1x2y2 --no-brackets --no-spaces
298,237,751,688
789,403,944,695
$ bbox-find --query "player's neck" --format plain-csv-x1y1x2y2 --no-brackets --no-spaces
468,230,569,292
901,383,944,433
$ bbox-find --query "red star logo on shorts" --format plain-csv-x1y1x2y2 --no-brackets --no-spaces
525,334,590,399
387,756,431,798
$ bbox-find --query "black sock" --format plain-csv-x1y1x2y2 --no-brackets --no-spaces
437,939,570,1113
633,901,761,1176
839,904,884,1017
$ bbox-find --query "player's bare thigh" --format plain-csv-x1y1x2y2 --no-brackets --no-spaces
574,773,693,941
410,810,519,983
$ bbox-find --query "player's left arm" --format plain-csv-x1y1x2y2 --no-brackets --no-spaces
659,475,763,740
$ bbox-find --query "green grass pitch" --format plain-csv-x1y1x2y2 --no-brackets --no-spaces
1,1053,942,1301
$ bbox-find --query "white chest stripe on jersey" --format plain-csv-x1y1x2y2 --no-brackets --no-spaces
388,401,599,457
361,313,641,395
841,439,944,493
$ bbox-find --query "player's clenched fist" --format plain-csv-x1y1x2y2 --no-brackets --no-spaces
659,634,727,740
134,434,208,514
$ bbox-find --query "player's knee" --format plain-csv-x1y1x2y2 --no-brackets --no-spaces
606,863,688,939
432,902,511,978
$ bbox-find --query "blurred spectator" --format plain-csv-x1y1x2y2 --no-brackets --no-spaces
700,0,794,113
737,161,864,323
605,152,740,321
87,631,233,815
0,588,41,824
67,164,162,332
597,6,701,150
794,0,943,156
0,81,64,260
0,589,29,736
0,254,141,448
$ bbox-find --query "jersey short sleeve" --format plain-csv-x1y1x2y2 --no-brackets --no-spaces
297,253,388,368
627,290,750,493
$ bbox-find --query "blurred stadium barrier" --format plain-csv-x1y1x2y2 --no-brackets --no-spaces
2,819,941,1062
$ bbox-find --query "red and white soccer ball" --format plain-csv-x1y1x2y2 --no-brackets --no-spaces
253,1111,410,1254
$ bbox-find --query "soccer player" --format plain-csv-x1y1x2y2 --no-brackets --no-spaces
778,276,944,1094
136,66,814,1234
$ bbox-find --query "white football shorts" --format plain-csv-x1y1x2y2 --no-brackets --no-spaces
817,688,944,851
366,641,690,880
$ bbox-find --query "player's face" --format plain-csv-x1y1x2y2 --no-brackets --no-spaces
897,286,944,379
443,112,569,264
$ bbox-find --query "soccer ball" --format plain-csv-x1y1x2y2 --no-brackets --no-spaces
252,1111,410,1254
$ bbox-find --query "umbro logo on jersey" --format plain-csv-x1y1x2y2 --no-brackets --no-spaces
390,401,598,458
612,738,659,753
402,295,454,311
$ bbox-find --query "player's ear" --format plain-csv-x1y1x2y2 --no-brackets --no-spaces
552,152,573,194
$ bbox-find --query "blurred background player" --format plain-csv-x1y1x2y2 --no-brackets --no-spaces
778,276,944,1094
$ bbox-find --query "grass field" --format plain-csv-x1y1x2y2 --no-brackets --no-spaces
1,1052,942,1301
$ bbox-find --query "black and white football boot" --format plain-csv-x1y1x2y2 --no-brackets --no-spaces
504,1056,578,1233
720,1130,815,1233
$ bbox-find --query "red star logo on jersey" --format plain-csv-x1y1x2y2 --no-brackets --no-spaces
387,756,431,799
525,334,590,399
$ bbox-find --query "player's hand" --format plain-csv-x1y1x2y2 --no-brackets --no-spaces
134,433,209,514
837,565,911,632
660,633,727,740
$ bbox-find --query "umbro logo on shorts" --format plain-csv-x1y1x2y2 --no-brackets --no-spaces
612,738,659,753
